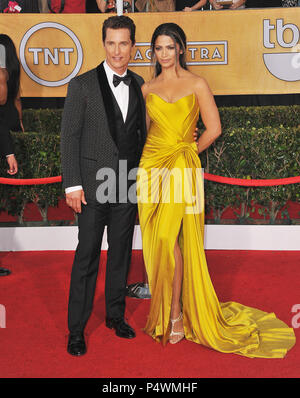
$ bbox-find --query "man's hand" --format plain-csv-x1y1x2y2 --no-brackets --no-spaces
65,189,87,214
6,155,18,175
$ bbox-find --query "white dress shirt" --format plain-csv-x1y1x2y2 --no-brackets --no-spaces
103,60,129,122
65,61,130,194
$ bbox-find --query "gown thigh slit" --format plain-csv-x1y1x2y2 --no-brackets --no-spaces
171,225,184,311
137,92,296,357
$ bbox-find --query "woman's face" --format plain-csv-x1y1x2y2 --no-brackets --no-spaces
154,34,181,69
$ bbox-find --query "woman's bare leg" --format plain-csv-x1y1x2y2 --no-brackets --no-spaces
169,238,184,343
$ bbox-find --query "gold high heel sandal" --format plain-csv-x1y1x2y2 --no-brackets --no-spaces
169,312,184,344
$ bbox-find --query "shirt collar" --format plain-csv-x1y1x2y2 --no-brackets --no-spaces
104,60,128,84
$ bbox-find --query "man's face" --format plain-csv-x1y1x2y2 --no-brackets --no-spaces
104,28,134,75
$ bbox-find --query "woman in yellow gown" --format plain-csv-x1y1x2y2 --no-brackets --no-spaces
137,23,296,357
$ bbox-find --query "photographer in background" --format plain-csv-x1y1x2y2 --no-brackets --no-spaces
246,0,281,6
86,0,110,12
46,0,86,12
0,35,23,175
209,0,246,9
0,0,40,12
97,0,132,12
176,0,207,12
282,0,298,6
0,34,23,277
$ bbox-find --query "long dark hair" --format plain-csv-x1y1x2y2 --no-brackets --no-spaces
150,23,188,77
0,34,20,100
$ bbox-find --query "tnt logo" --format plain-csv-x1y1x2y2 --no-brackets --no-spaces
19,22,83,87
0,305,6,328
263,18,300,82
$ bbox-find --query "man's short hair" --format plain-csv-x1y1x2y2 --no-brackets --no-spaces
102,15,136,44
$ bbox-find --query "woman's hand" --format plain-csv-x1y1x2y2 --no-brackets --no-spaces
210,0,223,9
6,154,18,175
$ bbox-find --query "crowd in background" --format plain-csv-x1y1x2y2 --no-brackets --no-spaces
0,0,299,13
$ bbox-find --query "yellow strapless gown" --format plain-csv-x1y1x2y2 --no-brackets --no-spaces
137,92,296,358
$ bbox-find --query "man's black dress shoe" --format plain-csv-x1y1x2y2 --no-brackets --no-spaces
0,267,11,276
67,333,87,356
106,318,136,339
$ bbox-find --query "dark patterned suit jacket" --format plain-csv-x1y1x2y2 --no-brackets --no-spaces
60,62,147,200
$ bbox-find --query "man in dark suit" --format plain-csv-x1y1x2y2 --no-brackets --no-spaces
0,91,18,277
60,15,147,356
0,132,17,276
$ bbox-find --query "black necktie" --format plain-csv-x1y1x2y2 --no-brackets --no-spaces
113,74,131,87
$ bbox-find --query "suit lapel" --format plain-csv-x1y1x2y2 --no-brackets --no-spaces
124,83,135,125
96,62,117,145
96,63,147,147
127,69,147,143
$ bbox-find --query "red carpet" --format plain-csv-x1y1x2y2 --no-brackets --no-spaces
0,250,299,378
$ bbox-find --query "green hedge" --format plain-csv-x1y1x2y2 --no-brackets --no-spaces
1,116,299,224
22,105,300,134
203,105,300,129
199,126,300,224
22,109,63,135
0,132,62,222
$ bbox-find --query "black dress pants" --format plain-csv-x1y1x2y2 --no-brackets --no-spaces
68,199,137,334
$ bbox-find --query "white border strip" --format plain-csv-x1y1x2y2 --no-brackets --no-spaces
0,225,299,251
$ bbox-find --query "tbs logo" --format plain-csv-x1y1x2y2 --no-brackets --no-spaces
263,18,300,82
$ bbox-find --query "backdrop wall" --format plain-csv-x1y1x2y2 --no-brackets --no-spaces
0,8,300,97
